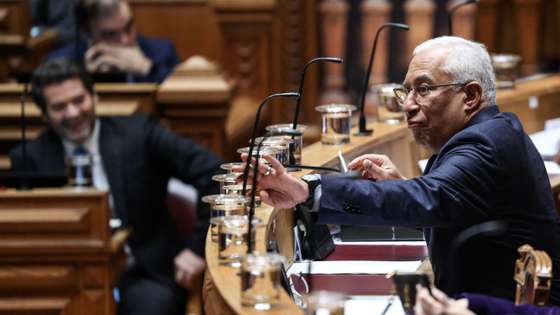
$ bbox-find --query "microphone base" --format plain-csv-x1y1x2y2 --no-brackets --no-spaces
353,129,374,136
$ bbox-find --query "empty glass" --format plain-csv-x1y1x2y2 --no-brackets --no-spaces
315,104,357,145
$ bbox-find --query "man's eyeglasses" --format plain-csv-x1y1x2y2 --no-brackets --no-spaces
393,82,468,105
96,17,134,43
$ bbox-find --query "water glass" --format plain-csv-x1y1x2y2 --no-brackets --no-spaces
266,124,307,170
305,291,346,315
315,104,357,145
67,154,93,187
241,252,286,310
214,215,259,267
202,194,249,242
375,83,405,124
492,54,521,89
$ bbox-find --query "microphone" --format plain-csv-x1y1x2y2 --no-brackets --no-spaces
355,23,410,136
448,0,479,35
242,92,300,196
292,57,343,130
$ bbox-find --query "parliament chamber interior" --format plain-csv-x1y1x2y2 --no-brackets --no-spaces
1,0,560,314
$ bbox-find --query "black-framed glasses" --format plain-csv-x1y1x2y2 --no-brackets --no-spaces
393,82,468,105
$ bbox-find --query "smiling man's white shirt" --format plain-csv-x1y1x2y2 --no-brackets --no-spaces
62,119,114,211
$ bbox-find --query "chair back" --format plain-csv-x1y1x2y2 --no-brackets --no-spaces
514,244,552,306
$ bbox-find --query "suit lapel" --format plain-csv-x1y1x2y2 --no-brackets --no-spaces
99,119,128,224
37,131,66,172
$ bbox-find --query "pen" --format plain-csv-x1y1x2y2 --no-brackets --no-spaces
379,296,394,315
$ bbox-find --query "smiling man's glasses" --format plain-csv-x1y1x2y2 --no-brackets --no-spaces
393,82,468,105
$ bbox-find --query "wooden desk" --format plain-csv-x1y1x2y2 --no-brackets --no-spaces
0,188,128,315
156,58,233,158
497,74,560,134
203,122,417,314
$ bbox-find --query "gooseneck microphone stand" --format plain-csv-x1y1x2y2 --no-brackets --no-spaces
242,92,300,197
355,23,410,136
292,57,343,130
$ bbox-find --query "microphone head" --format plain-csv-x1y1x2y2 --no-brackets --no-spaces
323,57,343,64
387,23,410,31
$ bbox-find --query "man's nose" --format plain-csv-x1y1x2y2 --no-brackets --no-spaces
402,93,419,116
64,103,81,118
118,32,134,46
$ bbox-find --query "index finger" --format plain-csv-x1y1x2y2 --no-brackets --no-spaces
262,154,284,174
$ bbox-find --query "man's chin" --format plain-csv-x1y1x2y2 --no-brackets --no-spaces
62,128,92,145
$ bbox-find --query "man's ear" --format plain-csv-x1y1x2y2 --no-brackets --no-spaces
463,81,482,113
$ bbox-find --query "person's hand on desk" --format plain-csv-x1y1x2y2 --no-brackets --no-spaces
239,154,309,209
85,43,153,75
348,154,407,181
415,286,473,315
174,249,205,289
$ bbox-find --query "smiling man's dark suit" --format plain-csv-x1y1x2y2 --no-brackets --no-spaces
10,113,222,313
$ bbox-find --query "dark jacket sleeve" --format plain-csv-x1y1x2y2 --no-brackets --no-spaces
136,36,180,83
318,133,502,228
144,117,222,256
463,293,560,315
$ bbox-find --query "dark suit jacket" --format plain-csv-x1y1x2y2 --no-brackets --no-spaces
319,106,560,304
10,113,222,286
47,35,180,83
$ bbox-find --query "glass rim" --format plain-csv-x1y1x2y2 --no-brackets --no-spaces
265,123,308,134
212,173,241,183
315,103,357,113
237,146,281,155
220,162,245,171
202,194,250,204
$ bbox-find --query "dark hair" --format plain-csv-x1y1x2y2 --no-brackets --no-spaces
31,58,94,112
75,0,123,33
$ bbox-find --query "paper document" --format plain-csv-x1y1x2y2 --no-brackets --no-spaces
530,129,560,160
545,161,560,175
288,260,422,275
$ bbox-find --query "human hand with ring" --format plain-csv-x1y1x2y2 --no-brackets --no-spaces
239,154,309,209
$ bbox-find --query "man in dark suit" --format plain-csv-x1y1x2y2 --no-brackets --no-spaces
246,36,560,304
47,0,179,83
10,59,222,315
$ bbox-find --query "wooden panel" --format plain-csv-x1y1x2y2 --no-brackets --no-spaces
0,297,71,315
0,189,110,254
0,208,90,233
129,0,223,62
0,265,76,292
0,189,127,315
0,0,30,36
